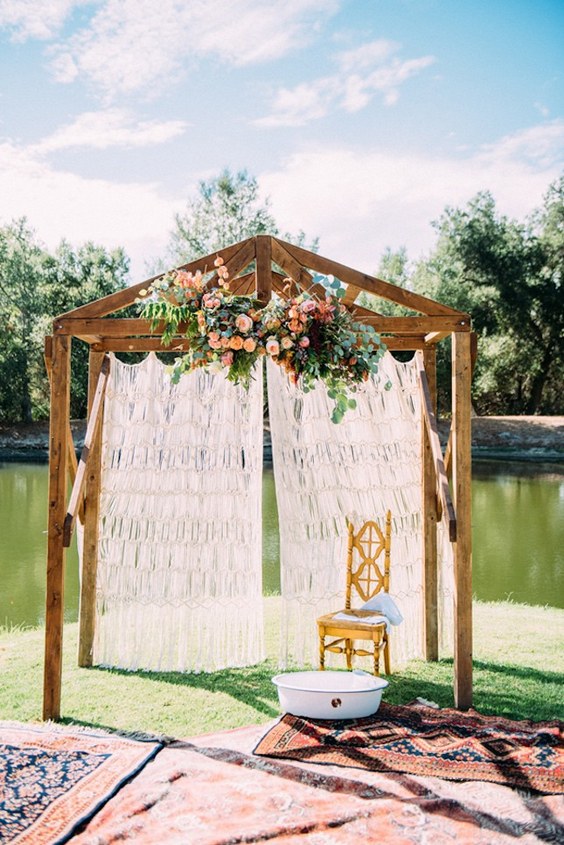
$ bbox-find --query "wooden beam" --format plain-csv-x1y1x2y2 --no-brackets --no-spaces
452,332,473,710
421,347,439,661
424,331,450,344
55,239,254,320
342,283,362,306
228,271,255,296
63,356,110,547
445,331,477,479
348,315,469,333
78,350,107,668
416,352,457,542
44,337,79,502
221,237,256,284
279,239,467,317
255,235,272,305
43,335,71,721
270,238,319,293
55,315,469,339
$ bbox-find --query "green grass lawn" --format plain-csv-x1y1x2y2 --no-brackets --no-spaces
0,599,562,737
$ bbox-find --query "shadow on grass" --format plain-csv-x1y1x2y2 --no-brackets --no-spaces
67,656,563,732
86,660,282,719
388,658,564,722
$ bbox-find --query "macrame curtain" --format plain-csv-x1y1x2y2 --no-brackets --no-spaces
267,352,454,669
92,353,264,673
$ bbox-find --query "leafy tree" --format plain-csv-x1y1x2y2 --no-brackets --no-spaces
357,246,414,317
164,168,317,268
0,220,129,423
0,220,48,422
412,184,563,414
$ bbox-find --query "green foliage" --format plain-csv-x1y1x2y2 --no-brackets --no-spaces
164,168,318,268
412,180,564,415
0,219,129,422
140,264,387,423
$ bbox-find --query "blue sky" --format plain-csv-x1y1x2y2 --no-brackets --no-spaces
1,0,562,280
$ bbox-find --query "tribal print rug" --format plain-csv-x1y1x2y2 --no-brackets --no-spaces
254,702,564,794
0,722,161,844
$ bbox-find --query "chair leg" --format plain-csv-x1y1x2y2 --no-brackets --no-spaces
319,632,326,670
383,638,391,675
373,644,380,676
345,639,353,670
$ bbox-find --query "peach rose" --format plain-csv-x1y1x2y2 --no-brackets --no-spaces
235,313,253,333
281,336,294,350
229,335,244,350
243,337,257,353
265,337,280,356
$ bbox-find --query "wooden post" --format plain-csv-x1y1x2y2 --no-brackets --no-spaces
255,235,272,305
43,335,71,721
452,332,473,709
78,350,106,667
422,346,439,660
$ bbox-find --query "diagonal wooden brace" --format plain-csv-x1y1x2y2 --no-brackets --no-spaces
63,355,110,547
416,352,457,542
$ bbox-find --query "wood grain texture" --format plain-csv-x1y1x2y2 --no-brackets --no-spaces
43,335,71,721
452,332,473,710
78,351,107,667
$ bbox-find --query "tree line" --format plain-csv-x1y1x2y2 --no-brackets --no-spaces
0,169,561,424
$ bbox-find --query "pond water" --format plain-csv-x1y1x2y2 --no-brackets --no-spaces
1,460,562,628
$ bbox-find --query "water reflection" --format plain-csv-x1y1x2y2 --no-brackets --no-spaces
0,460,562,628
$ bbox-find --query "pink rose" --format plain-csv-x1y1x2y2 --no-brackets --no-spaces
299,336,310,348
221,351,234,366
300,299,317,313
235,313,253,333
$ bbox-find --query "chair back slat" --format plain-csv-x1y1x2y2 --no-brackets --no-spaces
345,511,391,607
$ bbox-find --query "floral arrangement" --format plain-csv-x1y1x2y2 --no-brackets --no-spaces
139,256,387,423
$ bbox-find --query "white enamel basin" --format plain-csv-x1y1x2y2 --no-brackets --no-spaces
272,670,388,720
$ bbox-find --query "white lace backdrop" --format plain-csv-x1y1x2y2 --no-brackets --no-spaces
267,353,454,669
91,353,264,672
89,351,453,673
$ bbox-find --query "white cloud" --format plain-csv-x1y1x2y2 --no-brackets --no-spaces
260,121,564,274
256,40,435,126
337,39,399,73
43,0,338,98
0,141,183,279
0,0,88,41
31,109,188,153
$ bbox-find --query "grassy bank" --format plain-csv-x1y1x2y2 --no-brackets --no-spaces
1,599,562,736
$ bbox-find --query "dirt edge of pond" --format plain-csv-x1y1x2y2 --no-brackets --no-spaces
1,416,562,462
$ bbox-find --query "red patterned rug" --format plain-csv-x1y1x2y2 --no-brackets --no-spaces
254,702,564,794
0,722,161,844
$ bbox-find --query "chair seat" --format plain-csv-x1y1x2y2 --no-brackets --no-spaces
317,609,387,634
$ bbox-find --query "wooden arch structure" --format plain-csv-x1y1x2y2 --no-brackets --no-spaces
43,235,474,721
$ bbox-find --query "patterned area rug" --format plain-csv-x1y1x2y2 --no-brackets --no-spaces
254,702,564,795
0,722,161,845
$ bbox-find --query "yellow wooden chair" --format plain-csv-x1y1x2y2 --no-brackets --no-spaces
317,512,392,676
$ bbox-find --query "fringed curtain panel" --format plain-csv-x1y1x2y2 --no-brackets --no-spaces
92,353,264,672
268,352,454,669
